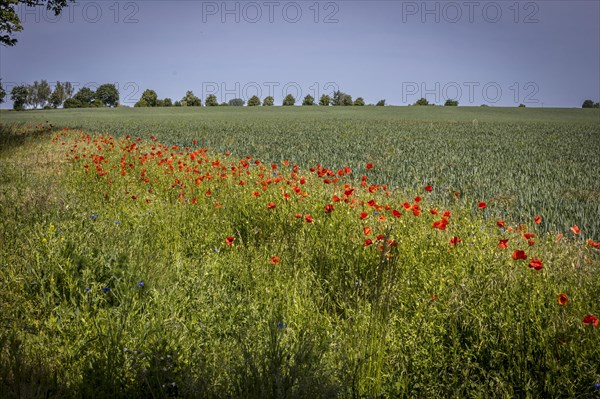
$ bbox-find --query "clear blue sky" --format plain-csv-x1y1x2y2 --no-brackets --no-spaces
1,0,599,108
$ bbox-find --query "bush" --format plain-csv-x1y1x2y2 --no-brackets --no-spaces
63,98,82,109
302,95,314,106
263,96,274,106
247,96,261,107
445,99,459,106
282,94,295,106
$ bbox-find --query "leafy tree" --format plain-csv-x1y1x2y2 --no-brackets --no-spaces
518,104,526,108
10,85,28,110
302,95,314,106
319,94,331,106
64,82,74,99
0,80,5,104
1,1,72,46
282,94,295,106
49,81,66,108
228,98,244,106
262,96,274,106
353,97,365,106
63,98,82,108
376,99,386,106
134,98,149,107
163,98,172,107
91,99,104,107
37,79,51,108
332,90,352,106
139,89,158,107
156,99,165,107
27,81,39,108
595,103,600,108
582,99,595,108
181,91,201,106
96,84,119,107
415,98,429,106
205,94,218,106
174,101,182,107
247,95,261,106
444,99,458,106
220,102,229,106
73,87,95,107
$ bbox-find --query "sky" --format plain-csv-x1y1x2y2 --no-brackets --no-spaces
1,0,599,108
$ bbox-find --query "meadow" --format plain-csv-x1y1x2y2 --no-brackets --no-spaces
0,107,599,398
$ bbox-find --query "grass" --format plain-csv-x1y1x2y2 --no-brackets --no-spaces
0,118,599,398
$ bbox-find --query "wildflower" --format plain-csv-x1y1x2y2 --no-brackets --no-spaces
277,322,286,328
535,215,542,224
114,221,120,225
366,163,373,169
270,256,281,265
582,314,598,327
90,213,99,219
359,212,368,219
324,204,334,214
478,202,487,209
425,185,433,192
512,250,527,260
557,293,568,305
498,239,509,249
225,236,234,246
392,209,401,218
102,287,110,293
414,196,422,203
570,225,580,235
528,257,543,270
305,215,313,224
523,232,535,240
497,220,505,228
449,236,461,246
138,281,144,288
85,287,91,292
363,226,372,236
267,202,276,209
364,239,373,247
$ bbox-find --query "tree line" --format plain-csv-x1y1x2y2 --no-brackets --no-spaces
2,80,119,110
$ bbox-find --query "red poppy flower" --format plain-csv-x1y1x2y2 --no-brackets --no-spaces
305,215,313,224
430,209,439,215
270,256,281,265
523,232,535,240
344,166,351,175
376,234,385,241
497,220,505,228
392,209,401,218
364,239,373,247
267,202,276,209
295,213,302,219
324,204,334,214
443,210,452,218
225,236,234,246
582,314,598,327
414,196,422,203
359,212,368,219
478,202,487,209
271,163,277,170
528,257,543,270
570,225,580,235
512,250,527,260
366,163,373,169
535,215,542,225
557,293,568,305
449,236,461,246
344,188,355,197
425,185,433,192
402,202,411,210
252,191,261,197
528,240,535,247
498,239,509,249
363,226,372,236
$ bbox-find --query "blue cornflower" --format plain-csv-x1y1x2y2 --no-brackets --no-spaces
90,213,99,219
138,281,144,288
277,322,286,328
102,287,110,293
114,221,120,225
595,383,600,390
373,211,379,215
85,287,91,292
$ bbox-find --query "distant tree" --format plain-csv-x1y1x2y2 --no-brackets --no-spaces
73,87,95,107
0,80,5,104
27,81,39,108
415,98,429,106
444,99,458,106
220,102,229,106
174,101,182,107
156,99,165,107
181,91,201,106
49,81,66,108
595,103,600,108
205,94,218,106
95,84,119,107
134,98,149,107
247,95,261,106
63,98,82,108
354,97,365,106
319,94,331,106
140,89,158,107
229,98,245,106
163,98,173,107
480,104,489,107
518,104,526,108
262,96,274,106
64,82,74,99
376,99,385,106
282,94,295,106
10,85,29,110
302,95,314,106
90,99,104,107
582,99,595,108
332,90,352,106
37,80,51,108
